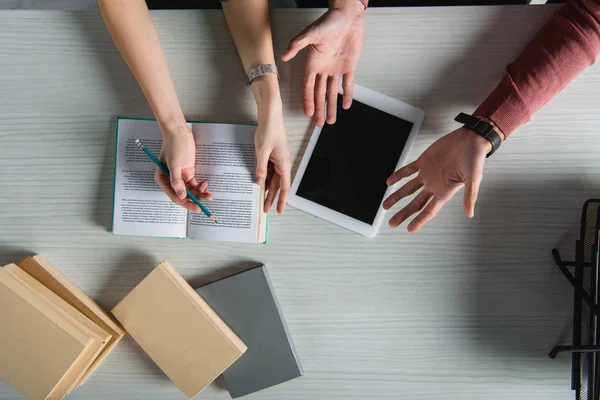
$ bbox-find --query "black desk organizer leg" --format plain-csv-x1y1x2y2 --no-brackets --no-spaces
550,200,600,400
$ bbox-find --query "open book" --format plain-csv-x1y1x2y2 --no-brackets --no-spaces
111,117,267,244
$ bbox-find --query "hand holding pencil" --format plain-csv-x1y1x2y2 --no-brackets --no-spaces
136,136,217,223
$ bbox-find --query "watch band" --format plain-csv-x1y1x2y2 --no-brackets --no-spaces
454,112,502,158
246,64,279,85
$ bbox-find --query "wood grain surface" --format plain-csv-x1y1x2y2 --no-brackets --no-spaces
0,6,594,399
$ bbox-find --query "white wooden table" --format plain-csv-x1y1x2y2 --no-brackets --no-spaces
0,6,596,400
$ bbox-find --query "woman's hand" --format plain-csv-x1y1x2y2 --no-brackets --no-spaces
155,125,212,213
281,2,365,126
255,111,292,214
99,0,211,212
383,127,492,233
220,0,291,213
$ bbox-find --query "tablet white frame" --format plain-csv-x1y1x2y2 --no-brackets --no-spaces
287,83,425,237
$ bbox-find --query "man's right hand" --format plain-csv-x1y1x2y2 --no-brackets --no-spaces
281,1,365,127
155,126,212,213
383,128,493,233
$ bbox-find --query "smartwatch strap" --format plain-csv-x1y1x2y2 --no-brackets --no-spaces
454,113,502,158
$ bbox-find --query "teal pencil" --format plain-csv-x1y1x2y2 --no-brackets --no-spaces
135,139,217,223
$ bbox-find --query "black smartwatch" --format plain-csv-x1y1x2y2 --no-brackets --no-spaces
454,113,502,158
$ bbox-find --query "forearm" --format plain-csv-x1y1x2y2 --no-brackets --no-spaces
98,0,186,134
222,0,281,119
475,0,600,138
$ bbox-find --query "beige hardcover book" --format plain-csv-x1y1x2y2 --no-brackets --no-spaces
3,264,111,393
0,267,92,400
18,255,126,386
112,261,247,399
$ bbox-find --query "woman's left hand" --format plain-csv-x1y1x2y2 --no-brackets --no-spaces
255,112,292,214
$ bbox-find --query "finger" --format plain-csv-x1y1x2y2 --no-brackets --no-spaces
314,74,328,127
155,168,175,198
389,191,433,228
189,181,212,201
342,73,354,109
183,199,203,213
464,167,484,218
255,150,270,186
264,162,275,190
407,198,446,233
387,161,419,186
155,169,201,213
200,192,213,201
199,180,208,193
190,190,213,201
183,170,199,189
303,73,316,117
264,173,281,213
281,27,315,62
168,165,187,200
383,177,423,210
326,75,340,125
276,162,292,214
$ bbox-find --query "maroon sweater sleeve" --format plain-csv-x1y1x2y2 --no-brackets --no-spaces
474,0,600,138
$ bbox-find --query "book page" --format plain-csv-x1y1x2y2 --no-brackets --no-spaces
112,119,189,238
187,123,260,243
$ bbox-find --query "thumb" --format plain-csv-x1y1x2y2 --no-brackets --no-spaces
463,171,483,218
281,28,316,62
255,151,269,186
169,165,187,200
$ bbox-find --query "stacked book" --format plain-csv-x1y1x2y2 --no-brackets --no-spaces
112,261,303,399
1,257,302,399
0,256,126,400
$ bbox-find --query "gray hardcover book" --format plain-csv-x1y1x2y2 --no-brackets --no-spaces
196,266,302,398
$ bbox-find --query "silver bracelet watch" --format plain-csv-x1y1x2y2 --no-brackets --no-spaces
246,64,279,85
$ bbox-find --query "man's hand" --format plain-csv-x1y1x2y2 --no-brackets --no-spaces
155,126,212,213
255,112,292,214
383,128,492,233
281,3,365,126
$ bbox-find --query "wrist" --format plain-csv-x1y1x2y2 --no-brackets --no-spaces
250,74,283,118
156,111,189,138
459,127,493,154
329,0,365,15
257,105,284,126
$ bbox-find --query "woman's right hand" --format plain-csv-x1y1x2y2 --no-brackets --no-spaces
155,125,212,213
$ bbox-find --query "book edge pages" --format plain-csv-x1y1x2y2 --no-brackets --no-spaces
3,264,107,397
0,267,92,400
256,185,268,244
19,255,126,337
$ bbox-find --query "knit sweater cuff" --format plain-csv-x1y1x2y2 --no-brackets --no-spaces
474,72,531,138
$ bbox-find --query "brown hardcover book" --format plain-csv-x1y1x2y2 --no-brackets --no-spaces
0,267,93,400
112,261,247,399
18,255,126,386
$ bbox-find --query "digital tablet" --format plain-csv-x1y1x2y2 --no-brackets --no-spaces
287,83,424,237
